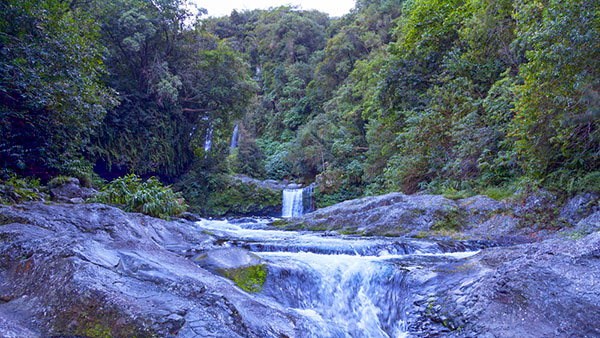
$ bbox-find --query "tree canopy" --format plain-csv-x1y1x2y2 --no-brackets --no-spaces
2,0,599,213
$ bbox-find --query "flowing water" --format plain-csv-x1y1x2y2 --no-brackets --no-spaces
282,189,304,217
197,218,490,337
204,124,213,153
282,186,313,217
230,124,239,149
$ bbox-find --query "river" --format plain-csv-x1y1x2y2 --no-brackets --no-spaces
196,218,492,338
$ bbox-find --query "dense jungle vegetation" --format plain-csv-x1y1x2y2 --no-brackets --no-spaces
1,0,599,214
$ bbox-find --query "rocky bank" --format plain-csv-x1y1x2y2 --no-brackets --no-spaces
274,191,600,241
0,202,297,337
0,189,599,337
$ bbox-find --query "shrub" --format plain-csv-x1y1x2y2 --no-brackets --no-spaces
60,158,105,188
48,175,72,188
92,174,187,219
0,175,43,204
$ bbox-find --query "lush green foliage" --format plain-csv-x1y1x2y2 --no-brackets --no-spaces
0,0,117,179
177,173,280,216
93,174,186,218
3,0,600,215
0,175,42,204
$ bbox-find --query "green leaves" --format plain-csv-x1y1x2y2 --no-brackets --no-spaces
509,0,600,179
93,174,187,219
0,0,117,178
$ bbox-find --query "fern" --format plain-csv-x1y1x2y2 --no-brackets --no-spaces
92,174,187,219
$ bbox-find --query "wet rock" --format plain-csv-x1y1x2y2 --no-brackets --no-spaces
408,231,600,337
0,202,297,337
194,248,267,294
178,212,202,222
194,247,262,274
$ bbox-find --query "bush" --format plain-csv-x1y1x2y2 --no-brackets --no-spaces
0,175,43,204
60,158,105,188
92,174,187,219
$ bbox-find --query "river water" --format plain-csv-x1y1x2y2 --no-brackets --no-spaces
197,218,489,337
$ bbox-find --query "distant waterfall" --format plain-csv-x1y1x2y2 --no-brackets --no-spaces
230,124,239,149
282,186,313,217
204,124,213,153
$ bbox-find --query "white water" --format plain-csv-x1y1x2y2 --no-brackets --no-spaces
230,124,239,149
282,189,304,217
195,218,482,338
204,124,213,152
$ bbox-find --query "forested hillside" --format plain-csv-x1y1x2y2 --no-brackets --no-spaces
1,0,599,214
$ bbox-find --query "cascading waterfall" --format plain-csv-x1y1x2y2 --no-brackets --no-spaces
195,218,486,338
204,124,213,153
230,124,239,149
282,189,304,217
282,186,313,217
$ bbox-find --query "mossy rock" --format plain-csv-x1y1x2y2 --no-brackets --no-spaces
219,264,267,293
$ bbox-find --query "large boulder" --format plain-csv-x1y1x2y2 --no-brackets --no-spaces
0,202,297,338
194,248,267,293
275,193,462,236
407,231,600,337
49,177,97,203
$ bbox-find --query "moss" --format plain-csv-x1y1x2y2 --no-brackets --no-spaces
432,207,466,232
412,231,430,238
480,186,514,201
51,296,158,338
77,323,113,338
337,228,365,235
269,219,290,228
220,264,267,293
442,189,473,201
204,180,281,216
201,230,215,236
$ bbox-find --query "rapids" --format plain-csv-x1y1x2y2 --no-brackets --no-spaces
196,218,490,337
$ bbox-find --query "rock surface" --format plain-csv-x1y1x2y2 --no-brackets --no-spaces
277,191,600,241
277,192,459,236
407,231,600,337
0,202,297,338
194,247,263,274
49,177,97,203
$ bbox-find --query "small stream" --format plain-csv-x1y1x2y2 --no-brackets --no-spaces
197,218,491,337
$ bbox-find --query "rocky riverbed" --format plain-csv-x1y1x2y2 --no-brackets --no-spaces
272,191,600,241
0,191,599,337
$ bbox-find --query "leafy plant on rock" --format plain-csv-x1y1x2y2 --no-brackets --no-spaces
92,174,187,219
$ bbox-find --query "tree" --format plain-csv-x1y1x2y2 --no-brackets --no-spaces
0,0,117,179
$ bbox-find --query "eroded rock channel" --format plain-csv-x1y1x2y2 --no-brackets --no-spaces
0,200,599,337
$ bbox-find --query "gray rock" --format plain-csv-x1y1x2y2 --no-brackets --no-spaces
559,193,599,225
194,247,263,274
0,202,297,337
50,178,97,203
408,231,600,337
280,192,460,236
558,211,600,239
178,212,202,222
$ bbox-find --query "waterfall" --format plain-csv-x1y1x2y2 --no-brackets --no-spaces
204,124,213,153
195,218,486,338
230,124,239,149
282,189,303,218
282,186,313,217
